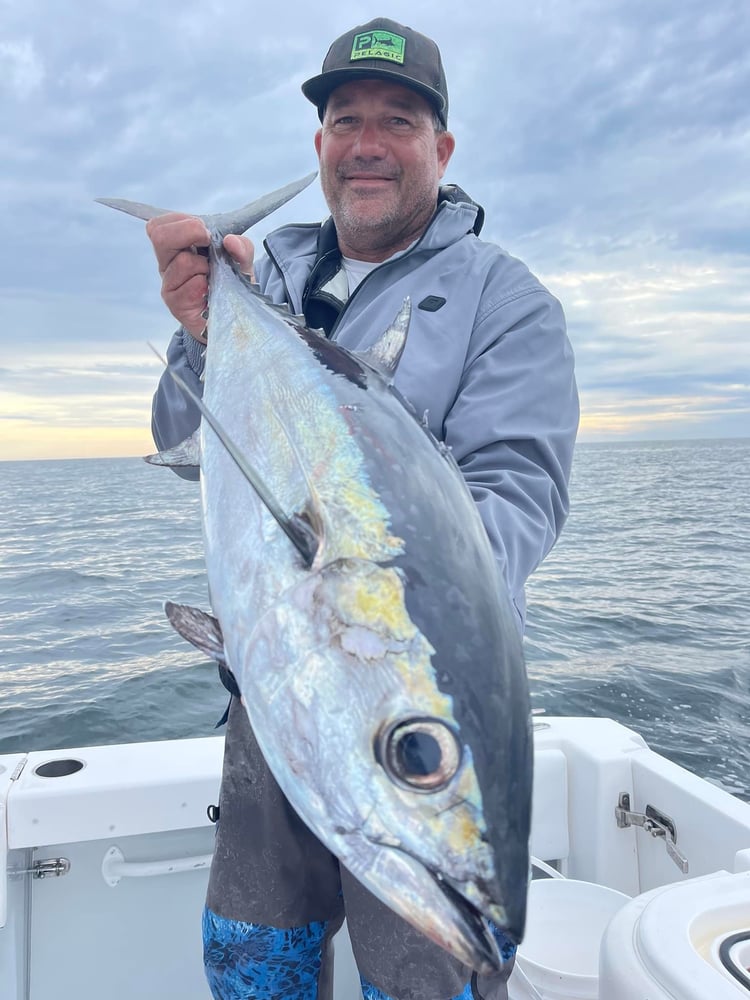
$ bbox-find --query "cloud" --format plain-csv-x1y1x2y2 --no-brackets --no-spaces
1,0,748,458
0,38,44,98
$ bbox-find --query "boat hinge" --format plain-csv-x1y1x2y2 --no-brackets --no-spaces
615,793,689,874
16,858,71,880
10,758,27,781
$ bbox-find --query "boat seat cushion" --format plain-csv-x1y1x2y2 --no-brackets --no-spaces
530,748,569,863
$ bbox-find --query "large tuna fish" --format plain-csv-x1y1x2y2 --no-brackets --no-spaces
98,175,531,972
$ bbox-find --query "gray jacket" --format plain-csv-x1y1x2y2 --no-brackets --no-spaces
152,187,579,629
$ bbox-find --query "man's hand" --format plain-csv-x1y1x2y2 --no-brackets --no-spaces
145,215,255,343
223,234,255,279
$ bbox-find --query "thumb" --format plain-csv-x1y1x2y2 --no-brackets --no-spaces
223,234,255,278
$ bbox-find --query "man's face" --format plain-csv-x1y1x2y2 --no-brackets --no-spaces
314,79,455,261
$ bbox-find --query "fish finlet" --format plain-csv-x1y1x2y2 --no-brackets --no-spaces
356,298,411,382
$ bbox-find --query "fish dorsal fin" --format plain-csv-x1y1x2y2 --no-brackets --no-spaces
148,345,322,569
357,299,411,382
144,428,201,468
95,173,317,237
164,601,226,664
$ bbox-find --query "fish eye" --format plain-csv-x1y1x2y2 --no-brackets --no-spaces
378,718,462,792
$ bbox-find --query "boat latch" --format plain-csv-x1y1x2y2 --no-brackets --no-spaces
16,858,71,880
615,793,689,874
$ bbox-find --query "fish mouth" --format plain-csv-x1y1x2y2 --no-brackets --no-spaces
429,868,507,974
353,836,522,975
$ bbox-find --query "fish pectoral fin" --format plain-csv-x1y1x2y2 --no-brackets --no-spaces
289,496,325,569
356,299,411,382
148,352,319,568
144,428,201,468
164,600,226,665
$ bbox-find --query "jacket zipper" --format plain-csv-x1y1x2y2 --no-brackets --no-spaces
328,221,437,342
264,203,446,342
261,239,296,311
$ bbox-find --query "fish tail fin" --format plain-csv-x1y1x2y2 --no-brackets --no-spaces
211,172,317,237
95,172,317,233
94,197,174,221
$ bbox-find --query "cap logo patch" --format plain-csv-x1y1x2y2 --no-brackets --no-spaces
350,30,406,65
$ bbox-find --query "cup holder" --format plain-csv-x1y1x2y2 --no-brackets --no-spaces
718,932,750,991
34,758,85,778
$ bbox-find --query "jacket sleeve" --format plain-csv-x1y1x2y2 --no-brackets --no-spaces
150,257,278,482
444,286,578,630
150,328,206,482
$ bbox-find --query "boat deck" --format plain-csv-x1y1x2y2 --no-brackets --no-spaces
2,717,749,998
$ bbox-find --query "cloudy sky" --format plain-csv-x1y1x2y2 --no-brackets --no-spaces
2,0,748,460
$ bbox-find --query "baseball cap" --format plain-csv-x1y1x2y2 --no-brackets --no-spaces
301,18,449,127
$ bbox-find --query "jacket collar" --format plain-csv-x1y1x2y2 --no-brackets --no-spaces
263,184,485,326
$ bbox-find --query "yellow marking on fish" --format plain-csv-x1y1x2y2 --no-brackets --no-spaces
257,390,404,564
337,568,416,639
330,564,457,720
333,478,403,559
445,802,484,854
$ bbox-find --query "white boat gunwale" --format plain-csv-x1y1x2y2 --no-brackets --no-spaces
2,717,750,999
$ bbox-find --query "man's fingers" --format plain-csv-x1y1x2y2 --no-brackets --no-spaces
147,214,211,274
146,218,254,340
223,234,255,278
162,271,208,311
162,273,210,340
160,248,210,296
147,221,254,279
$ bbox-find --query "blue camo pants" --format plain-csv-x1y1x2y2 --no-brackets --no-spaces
203,906,516,1000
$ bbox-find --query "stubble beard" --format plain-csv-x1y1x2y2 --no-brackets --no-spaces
324,164,437,259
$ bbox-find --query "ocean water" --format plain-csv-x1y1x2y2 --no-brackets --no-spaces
1,439,749,800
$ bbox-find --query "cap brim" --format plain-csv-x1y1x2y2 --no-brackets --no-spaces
301,68,447,125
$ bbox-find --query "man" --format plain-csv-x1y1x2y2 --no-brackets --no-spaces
148,17,578,1000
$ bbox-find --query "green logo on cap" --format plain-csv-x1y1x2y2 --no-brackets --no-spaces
350,30,406,65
